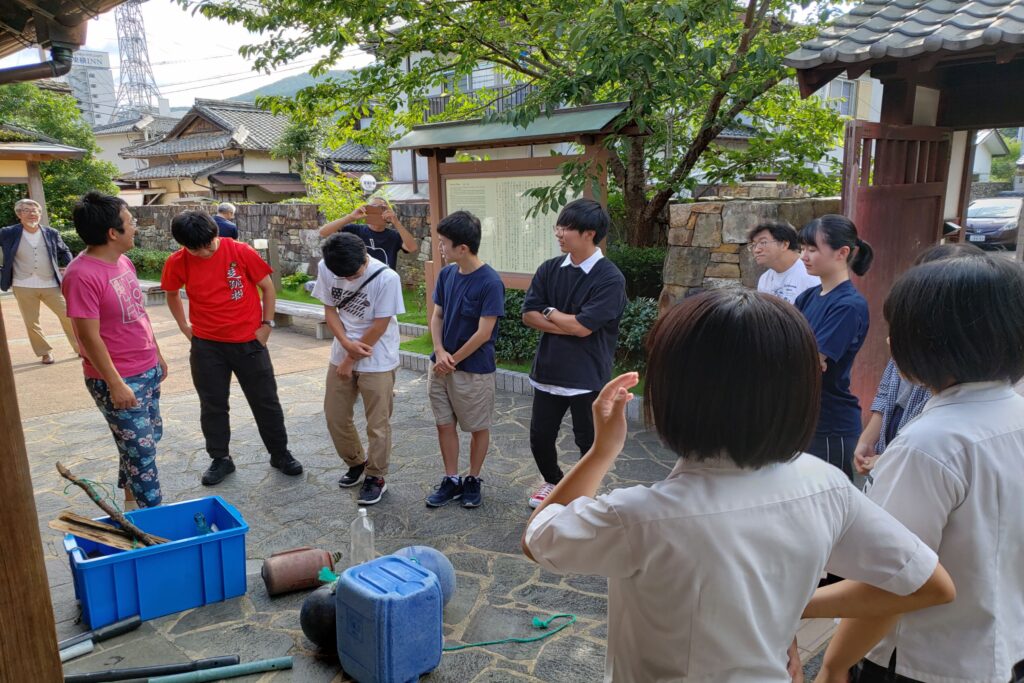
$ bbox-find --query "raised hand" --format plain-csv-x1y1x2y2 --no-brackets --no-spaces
591,372,639,458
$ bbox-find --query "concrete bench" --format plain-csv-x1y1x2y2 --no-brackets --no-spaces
274,300,330,340
138,280,167,306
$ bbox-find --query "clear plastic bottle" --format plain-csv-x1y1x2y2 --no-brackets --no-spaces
349,509,376,567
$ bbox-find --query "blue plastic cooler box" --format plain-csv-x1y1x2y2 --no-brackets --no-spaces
63,496,249,628
336,555,443,683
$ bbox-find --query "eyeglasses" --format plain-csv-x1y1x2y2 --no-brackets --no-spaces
747,239,779,252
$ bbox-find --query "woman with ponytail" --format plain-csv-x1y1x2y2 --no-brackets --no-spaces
794,214,873,480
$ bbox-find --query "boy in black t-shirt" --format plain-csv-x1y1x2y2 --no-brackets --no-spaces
521,199,627,509
318,196,419,270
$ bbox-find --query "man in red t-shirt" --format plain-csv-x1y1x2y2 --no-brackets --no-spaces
161,211,303,485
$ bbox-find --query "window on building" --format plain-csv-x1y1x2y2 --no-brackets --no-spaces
444,71,472,94
826,78,856,117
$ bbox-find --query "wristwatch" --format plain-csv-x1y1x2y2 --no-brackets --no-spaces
261,319,276,328
542,307,556,320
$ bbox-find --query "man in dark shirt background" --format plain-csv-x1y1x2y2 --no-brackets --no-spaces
213,202,238,239
318,196,418,270
521,198,627,509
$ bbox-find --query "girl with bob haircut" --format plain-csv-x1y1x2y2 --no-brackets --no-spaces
853,243,983,481
795,214,873,480
523,288,954,683
818,255,1024,683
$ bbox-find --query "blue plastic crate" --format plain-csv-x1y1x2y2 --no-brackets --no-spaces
336,555,443,683
63,496,248,628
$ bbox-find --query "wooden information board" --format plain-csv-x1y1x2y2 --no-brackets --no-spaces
445,175,580,274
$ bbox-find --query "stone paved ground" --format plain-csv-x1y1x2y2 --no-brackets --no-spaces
6,296,831,681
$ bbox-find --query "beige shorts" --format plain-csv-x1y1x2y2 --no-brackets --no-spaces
427,366,496,432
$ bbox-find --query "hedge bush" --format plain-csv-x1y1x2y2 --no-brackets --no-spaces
616,297,658,373
60,229,85,256
606,244,666,299
282,272,312,288
125,248,172,277
494,289,658,375
495,289,540,363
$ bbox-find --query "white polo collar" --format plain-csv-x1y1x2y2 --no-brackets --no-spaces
560,247,603,274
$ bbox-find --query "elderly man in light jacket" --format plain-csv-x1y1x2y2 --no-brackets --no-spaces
0,199,79,364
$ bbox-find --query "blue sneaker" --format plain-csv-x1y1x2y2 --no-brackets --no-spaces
461,476,482,508
426,476,462,507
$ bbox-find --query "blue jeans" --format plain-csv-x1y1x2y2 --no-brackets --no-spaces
85,365,163,507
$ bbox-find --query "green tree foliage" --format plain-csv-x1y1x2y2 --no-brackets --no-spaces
0,83,118,227
186,0,844,246
271,120,323,171
990,138,1021,183
299,162,365,221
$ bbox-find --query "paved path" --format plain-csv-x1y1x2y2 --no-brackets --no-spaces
5,294,832,681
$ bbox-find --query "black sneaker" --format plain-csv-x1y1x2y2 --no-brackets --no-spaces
270,453,303,476
358,476,387,505
426,476,462,507
338,462,366,488
201,457,235,486
461,476,483,508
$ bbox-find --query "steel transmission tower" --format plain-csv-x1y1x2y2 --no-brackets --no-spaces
112,0,161,120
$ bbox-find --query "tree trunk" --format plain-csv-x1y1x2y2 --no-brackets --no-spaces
621,137,660,247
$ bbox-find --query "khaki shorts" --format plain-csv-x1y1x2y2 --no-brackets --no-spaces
427,366,496,432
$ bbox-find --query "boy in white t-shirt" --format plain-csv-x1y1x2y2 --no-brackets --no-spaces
312,232,404,505
750,221,819,304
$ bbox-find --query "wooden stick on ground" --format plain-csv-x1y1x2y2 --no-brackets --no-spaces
55,462,161,547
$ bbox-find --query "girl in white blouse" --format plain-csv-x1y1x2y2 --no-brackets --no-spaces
819,254,1024,683
522,289,954,683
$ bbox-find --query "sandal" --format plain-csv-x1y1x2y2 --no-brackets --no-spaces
41,354,55,365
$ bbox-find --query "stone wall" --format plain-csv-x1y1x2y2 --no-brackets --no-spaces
659,197,841,312
391,201,431,287
132,203,323,276
970,181,1013,200
131,201,432,286
693,181,810,200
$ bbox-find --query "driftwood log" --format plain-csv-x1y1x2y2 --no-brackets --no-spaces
55,462,162,547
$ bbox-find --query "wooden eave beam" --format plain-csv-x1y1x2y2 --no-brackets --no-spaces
0,151,85,161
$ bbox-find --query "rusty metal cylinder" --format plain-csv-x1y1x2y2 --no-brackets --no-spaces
261,547,336,596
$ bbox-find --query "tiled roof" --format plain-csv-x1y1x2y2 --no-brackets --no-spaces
785,0,1024,70
121,132,236,158
1,122,57,144
119,157,239,181
93,114,180,136
318,142,373,173
320,141,371,162
191,99,291,151
0,123,85,159
124,99,293,158
719,124,758,140
330,160,375,173
209,171,302,184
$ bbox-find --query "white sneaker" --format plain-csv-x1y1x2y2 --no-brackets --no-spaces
528,482,556,509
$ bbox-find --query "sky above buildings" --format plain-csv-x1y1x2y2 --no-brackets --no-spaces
0,0,373,109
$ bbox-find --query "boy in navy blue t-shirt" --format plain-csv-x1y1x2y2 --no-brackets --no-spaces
426,211,505,508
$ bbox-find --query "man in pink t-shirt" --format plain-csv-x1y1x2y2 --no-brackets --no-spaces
62,192,166,509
